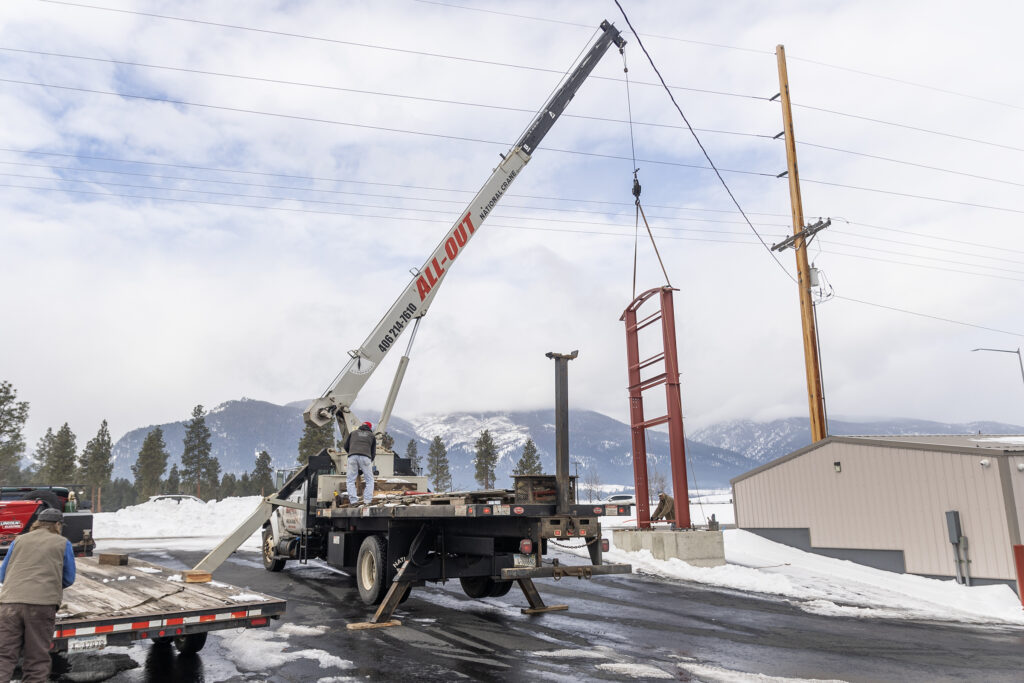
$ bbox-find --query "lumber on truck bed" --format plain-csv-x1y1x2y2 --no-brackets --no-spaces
59,556,282,622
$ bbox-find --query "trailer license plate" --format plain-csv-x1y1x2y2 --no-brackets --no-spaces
514,553,535,567
68,635,107,652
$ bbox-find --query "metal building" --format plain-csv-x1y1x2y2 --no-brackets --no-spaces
731,435,1024,593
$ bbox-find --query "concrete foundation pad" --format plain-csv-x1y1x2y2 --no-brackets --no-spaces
613,529,726,567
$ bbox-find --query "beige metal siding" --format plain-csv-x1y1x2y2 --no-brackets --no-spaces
734,442,1015,579
1011,455,1024,546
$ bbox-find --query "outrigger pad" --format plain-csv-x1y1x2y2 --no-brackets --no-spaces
521,605,569,615
346,619,401,631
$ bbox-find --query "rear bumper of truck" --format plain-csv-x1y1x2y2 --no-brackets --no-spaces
500,563,632,580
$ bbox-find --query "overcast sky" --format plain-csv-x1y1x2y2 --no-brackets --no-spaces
2,0,1023,451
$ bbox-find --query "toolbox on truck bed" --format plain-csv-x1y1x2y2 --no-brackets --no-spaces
50,556,286,654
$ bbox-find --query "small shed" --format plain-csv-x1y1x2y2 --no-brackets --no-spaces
730,435,1024,593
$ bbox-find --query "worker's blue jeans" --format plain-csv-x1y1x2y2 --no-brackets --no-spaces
346,455,374,504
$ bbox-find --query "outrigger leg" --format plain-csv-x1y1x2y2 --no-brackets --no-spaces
348,524,431,630
517,578,568,615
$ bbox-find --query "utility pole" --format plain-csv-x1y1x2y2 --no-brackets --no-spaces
776,44,828,443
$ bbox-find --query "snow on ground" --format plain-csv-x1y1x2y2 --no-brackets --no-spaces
93,496,264,551
95,495,1024,627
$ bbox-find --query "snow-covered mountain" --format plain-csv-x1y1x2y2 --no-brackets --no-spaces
110,399,755,488
690,417,1024,464
112,400,1024,490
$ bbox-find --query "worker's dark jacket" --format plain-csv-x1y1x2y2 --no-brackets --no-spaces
0,528,76,606
652,495,675,522
344,425,377,461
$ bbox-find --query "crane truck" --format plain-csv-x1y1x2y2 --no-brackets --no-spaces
193,19,633,628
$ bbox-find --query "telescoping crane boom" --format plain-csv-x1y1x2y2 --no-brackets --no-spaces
194,20,625,576
305,20,627,440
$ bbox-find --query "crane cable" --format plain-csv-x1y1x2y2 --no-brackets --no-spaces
622,45,672,298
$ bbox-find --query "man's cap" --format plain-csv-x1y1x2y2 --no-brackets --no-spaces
363,421,373,428
38,508,63,523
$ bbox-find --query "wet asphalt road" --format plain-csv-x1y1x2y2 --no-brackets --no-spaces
66,547,1024,682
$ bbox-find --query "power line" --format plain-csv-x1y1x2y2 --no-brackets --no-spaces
832,295,1024,338
614,0,794,283
0,146,792,215
787,55,1024,112
9,162,1023,271
410,0,773,55
793,103,1024,154
411,0,1022,111
0,77,780,179
33,0,767,101
838,218,1024,257
0,46,776,142
11,46,1024,191
802,177,1024,216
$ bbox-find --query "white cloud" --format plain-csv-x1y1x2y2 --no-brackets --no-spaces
2,0,1022,451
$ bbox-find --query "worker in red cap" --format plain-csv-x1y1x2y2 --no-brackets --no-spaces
344,421,377,506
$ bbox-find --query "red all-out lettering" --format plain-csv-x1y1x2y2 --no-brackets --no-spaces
454,224,467,247
445,237,458,260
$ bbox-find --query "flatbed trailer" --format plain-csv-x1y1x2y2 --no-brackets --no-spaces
50,555,285,654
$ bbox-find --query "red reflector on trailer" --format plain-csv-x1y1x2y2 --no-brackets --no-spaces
158,630,165,637
602,539,610,552
483,507,492,515
553,529,561,536
250,618,268,626
513,506,524,515
519,539,533,554
175,628,183,635
139,631,148,639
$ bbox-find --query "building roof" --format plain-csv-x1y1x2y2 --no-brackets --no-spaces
730,434,1024,486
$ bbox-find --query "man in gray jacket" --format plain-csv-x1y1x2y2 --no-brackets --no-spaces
0,508,76,683
344,421,377,506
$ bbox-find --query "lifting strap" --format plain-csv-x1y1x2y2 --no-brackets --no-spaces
622,45,672,297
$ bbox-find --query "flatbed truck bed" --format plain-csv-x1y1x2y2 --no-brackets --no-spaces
50,555,285,654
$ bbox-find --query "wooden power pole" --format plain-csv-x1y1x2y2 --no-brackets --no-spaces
776,44,828,443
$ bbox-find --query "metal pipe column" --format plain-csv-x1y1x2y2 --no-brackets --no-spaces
546,350,578,516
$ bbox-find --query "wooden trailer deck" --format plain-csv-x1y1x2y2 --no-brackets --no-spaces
51,556,286,652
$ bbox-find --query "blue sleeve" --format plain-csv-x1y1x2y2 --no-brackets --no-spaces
0,540,13,583
62,541,76,587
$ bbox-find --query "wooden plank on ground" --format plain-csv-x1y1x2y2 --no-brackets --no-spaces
346,620,401,630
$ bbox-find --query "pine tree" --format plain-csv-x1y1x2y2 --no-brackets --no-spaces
79,420,114,511
202,455,221,501
33,428,56,481
251,450,274,496
405,439,420,473
297,420,335,465
381,431,395,451
165,464,181,495
426,436,452,492
181,405,212,498
0,381,29,483
42,423,78,482
238,472,253,496
106,477,137,511
220,472,238,498
132,427,168,500
512,438,543,477
473,429,498,490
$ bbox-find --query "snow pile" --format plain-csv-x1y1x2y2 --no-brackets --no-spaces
583,528,1024,626
93,496,264,550
972,436,1024,446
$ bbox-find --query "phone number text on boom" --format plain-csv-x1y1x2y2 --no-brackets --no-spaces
377,303,418,353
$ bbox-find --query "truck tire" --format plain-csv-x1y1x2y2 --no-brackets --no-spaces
262,527,286,572
459,576,496,599
356,535,387,605
488,580,514,598
173,632,207,655
20,490,62,510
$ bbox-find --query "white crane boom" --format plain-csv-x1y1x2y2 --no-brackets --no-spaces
305,20,626,435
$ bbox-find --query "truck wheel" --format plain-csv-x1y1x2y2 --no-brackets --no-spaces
459,576,497,599
173,632,207,655
151,636,173,645
262,528,286,572
356,535,387,605
20,490,62,510
488,580,513,598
